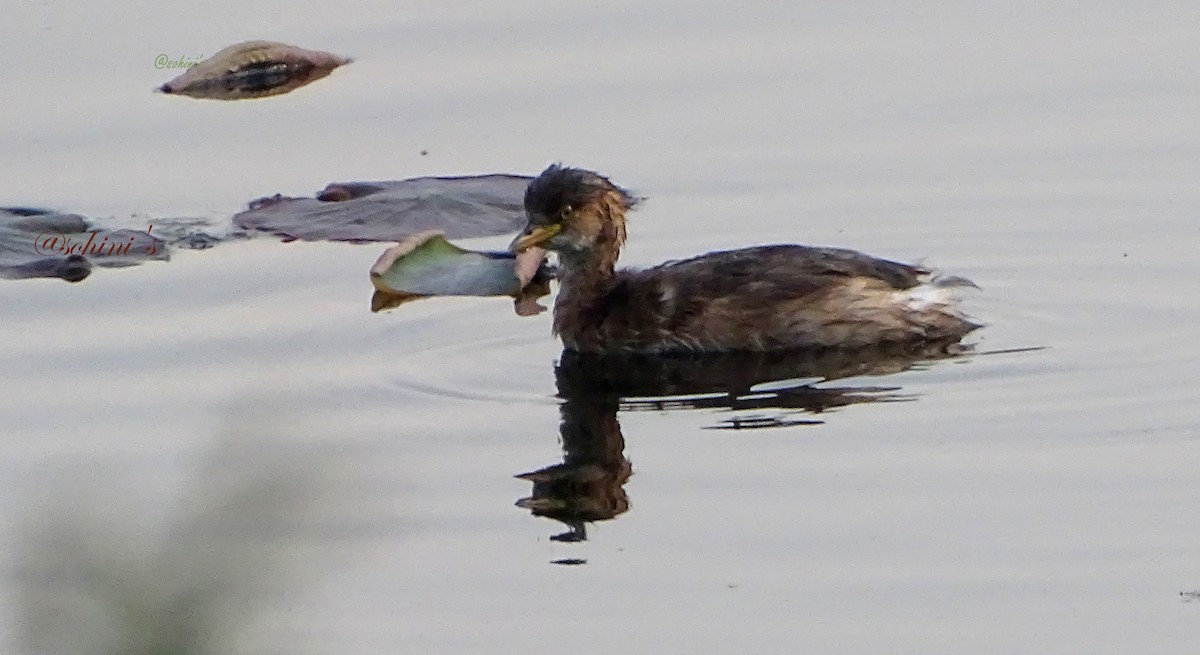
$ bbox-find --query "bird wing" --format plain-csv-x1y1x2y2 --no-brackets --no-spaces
646,244,927,293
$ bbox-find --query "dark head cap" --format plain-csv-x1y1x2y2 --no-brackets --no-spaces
524,164,638,219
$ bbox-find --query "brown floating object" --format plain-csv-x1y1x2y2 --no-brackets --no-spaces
157,40,352,100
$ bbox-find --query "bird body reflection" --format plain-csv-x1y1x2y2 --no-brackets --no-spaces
517,341,972,543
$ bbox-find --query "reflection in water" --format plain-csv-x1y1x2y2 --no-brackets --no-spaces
517,341,972,544
516,375,632,543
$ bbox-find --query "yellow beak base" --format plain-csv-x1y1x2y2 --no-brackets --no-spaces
510,224,561,253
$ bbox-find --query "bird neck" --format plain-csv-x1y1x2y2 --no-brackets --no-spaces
553,247,619,347
553,203,629,343
557,243,621,302
558,200,626,292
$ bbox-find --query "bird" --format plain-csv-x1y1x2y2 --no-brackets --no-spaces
510,164,980,354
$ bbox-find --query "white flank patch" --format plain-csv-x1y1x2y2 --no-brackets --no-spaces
658,282,677,313
899,283,958,313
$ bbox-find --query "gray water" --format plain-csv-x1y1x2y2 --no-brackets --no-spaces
2,2,1198,653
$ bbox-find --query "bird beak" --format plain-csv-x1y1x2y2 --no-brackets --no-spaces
509,224,561,253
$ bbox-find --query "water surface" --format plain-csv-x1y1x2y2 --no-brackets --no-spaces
2,2,1198,653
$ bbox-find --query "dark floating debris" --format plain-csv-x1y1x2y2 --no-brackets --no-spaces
0,208,169,283
368,230,551,315
3,172,539,289
157,40,352,100
234,174,532,243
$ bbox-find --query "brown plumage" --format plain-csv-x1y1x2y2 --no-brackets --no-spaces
511,164,981,354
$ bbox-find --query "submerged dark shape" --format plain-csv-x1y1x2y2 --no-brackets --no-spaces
512,164,981,353
515,341,971,541
14,412,376,655
157,40,352,100
235,175,532,243
0,208,169,283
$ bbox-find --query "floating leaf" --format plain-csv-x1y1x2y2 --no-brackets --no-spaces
368,231,550,314
235,174,531,243
157,40,352,100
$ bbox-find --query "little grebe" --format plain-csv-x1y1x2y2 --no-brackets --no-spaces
510,165,980,354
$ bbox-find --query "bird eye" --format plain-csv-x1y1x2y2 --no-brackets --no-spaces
559,204,573,220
